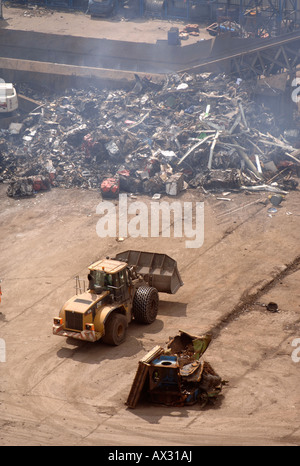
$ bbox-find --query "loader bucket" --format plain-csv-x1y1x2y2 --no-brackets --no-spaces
115,250,183,294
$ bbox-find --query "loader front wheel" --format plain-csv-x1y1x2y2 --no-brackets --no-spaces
102,313,127,346
133,286,159,324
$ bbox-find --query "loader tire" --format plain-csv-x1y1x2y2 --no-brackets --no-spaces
133,286,159,324
102,313,127,346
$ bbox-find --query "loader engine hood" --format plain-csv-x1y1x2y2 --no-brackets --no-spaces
62,290,109,315
55,290,111,341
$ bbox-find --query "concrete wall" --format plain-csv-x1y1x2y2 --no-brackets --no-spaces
0,60,157,91
0,29,213,73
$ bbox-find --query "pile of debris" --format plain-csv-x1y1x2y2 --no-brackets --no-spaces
0,72,299,198
126,331,225,408
179,24,200,40
207,21,247,37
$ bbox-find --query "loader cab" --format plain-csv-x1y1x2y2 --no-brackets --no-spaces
88,269,113,293
88,259,130,302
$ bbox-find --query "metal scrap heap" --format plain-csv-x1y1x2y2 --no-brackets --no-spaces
126,331,226,408
0,71,299,197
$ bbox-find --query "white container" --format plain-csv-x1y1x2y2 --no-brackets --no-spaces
0,83,18,113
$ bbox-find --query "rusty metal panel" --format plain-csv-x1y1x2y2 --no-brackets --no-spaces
126,362,149,409
167,330,212,359
126,346,163,408
180,360,205,382
126,331,224,408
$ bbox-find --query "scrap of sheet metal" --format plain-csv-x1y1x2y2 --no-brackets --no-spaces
126,330,226,409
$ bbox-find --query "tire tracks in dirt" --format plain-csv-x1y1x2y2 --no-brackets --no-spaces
208,254,300,339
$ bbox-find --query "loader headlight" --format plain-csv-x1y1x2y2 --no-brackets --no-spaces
85,323,95,331
54,317,63,325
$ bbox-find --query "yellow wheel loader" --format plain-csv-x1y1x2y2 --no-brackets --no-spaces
53,251,183,345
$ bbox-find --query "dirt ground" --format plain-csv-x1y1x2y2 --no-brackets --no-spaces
0,3,299,448
1,4,211,43
0,183,299,446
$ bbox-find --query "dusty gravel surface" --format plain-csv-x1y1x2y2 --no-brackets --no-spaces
0,184,299,446
1,4,211,43
0,3,299,448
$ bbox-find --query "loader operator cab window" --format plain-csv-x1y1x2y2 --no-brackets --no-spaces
88,270,113,293
119,269,127,286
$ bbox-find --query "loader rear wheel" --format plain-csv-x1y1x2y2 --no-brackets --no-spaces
102,313,127,346
133,286,159,324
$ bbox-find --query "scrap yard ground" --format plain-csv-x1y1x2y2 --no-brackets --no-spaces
0,4,300,447
1,4,210,42
1,186,300,446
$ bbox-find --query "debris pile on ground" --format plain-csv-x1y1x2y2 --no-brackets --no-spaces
0,72,299,198
207,21,247,37
126,331,226,408
179,24,200,40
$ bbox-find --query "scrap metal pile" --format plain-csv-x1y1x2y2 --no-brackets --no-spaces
126,331,225,408
0,72,299,198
